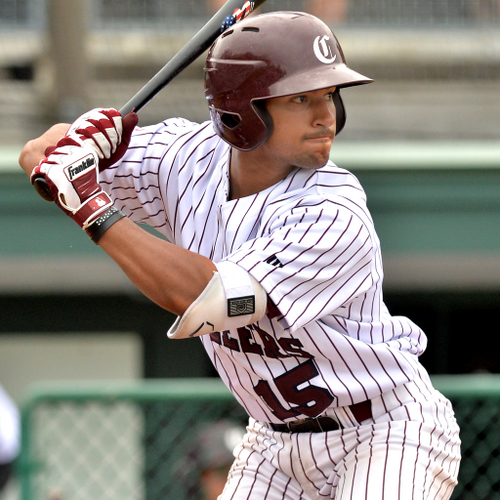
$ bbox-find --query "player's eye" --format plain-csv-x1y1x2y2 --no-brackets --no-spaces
291,95,307,104
323,87,337,101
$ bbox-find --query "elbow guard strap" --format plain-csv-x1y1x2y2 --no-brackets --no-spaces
167,261,267,339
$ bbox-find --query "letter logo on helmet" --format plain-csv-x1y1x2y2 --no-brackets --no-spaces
313,35,337,64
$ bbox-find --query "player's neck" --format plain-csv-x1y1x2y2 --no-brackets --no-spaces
228,148,294,200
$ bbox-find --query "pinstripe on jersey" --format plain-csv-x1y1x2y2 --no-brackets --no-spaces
220,366,460,500
100,118,428,423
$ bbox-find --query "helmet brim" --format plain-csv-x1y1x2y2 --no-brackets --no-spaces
265,64,373,99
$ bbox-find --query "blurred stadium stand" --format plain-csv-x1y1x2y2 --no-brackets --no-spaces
0,0,499,144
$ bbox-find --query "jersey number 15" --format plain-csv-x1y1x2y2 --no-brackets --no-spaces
254,359,334,420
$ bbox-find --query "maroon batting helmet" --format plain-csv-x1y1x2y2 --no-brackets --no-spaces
204,11,373,151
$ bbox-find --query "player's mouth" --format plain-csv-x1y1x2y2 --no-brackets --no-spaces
302,129,335,142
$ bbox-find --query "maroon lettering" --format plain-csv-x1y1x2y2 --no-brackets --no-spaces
254,380,299,420
274,360,334,417
254,359,334,419
278,338,313,358
237,327,264,355
222,330,240,351
254,325,287,359
209,331,222,344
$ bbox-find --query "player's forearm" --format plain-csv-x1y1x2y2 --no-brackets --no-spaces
98,217,217,316
18,123,70,176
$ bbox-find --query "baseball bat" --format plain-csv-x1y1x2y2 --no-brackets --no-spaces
33,0,267,202
120,0,268,115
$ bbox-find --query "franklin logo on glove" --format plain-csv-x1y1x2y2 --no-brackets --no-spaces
66,156,95,181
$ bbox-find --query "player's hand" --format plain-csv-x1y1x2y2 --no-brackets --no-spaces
30,140,112,231
66,107,124,159
32,108,138,203
45,108,138,171
69,108,138,171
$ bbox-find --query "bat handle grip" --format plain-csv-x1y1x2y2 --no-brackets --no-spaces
33,177,55,202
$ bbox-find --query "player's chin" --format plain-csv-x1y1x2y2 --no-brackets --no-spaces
295,148,331,170
295,158,329,170
305,139,332,162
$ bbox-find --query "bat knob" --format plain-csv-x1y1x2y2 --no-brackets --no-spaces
33,178,55,202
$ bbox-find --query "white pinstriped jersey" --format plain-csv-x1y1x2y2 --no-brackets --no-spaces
100,118,428,423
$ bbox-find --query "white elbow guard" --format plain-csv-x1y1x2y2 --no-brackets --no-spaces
167,261,267,339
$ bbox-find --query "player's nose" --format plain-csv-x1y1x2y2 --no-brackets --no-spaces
312,99,336,129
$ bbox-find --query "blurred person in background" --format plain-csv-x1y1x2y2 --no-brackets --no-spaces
188,420,246,500
0,385,20,495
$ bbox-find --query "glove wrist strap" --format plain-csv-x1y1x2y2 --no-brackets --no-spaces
85,207,126,244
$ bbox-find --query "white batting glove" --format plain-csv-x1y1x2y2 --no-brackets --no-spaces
31,141,113,228
30,109,130,242
30,107,139,242
66,108,124,160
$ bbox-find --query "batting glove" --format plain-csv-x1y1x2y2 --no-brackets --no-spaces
43,108,138,171
30,108,137,242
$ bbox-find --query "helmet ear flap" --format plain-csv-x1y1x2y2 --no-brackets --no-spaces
333,89,346,135
252,100,274,144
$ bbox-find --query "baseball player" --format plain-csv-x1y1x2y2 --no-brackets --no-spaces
19,11,461,499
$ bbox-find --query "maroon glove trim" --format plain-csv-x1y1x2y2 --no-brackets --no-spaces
98,111,139,171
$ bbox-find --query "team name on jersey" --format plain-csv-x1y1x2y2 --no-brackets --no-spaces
210,324,313,359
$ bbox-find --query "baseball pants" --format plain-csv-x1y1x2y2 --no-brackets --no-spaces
219,370,461,499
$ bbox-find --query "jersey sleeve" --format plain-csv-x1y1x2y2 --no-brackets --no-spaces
98,118,199,240
226,197,376,334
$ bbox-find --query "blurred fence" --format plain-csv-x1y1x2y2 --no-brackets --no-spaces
19,379,248,500
17,375,500,500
